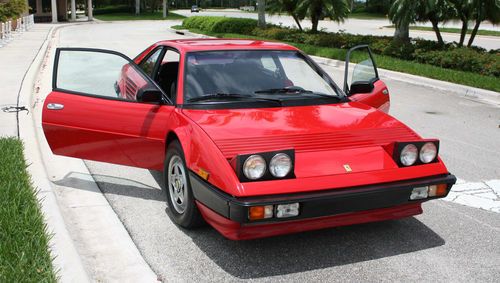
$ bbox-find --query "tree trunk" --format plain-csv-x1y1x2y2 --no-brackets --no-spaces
431,19,444,46
458,18,468,47
292,14,303,31
163,0,168,17
257,0,266,28
310,5,322,33
467,19,481,47
394,22,409,43
135,0,140,15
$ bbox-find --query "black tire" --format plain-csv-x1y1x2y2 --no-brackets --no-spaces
163,140,204,228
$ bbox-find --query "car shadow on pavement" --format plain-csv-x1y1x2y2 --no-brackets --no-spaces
182,213,445,279
54,171,166,202
152,170,446,279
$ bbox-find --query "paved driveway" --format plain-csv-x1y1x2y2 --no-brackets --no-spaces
49,21,499,281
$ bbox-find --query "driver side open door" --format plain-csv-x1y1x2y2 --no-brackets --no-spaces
343,45,390,113
42,48,174,171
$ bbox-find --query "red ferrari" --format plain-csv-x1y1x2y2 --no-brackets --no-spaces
43,39,456,240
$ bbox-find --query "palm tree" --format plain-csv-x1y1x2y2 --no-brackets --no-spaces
389,0,418,43
267,0,305,30
467,0,500,47
297,0,350,33
448,0,474,47
415,0,456,46
257,0,266,28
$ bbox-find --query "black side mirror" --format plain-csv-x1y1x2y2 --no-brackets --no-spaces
349,81,374,95
137,88,163,103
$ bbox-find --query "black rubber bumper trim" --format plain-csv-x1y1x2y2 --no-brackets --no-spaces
189,171,457,224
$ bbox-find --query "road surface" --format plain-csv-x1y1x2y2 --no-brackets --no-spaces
49,21,499,282
175,9,500,51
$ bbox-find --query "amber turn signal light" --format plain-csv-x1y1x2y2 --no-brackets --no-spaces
248,205,273,220
428,184,448,197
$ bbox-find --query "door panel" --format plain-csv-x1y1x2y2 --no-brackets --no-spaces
344,45,390,113
42,48,173,170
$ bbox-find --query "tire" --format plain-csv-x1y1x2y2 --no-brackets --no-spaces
163,140,204,228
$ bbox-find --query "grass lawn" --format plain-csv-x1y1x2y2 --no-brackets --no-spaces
0,137,56,282
385,25,500,37
349,12,387,20
95,11,185,21
182,28,500,92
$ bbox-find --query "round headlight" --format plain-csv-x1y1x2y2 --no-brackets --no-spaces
269,153,292,178
419,142,437,163
243,155,266,180
400,144,418,166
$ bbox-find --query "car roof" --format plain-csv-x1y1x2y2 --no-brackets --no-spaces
157,38,299,52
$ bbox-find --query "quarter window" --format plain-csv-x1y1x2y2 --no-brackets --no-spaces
139,48,162,76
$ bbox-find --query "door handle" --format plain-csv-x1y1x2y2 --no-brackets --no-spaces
47,103,64,110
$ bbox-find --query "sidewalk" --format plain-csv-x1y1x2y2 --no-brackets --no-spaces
0,24,54,137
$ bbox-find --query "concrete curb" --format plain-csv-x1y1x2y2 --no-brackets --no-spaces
169,27,499,106
17,25,90,282
19,23,158,282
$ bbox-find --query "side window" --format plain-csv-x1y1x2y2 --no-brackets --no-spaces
55,49,161,102
157,50,181,99
139,48,163,76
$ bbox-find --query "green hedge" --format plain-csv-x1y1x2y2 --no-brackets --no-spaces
93,5,133,15
182,16,257,34
182,16,499,78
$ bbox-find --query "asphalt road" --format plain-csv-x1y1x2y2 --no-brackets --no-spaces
175,9,500,51
55,22,500,281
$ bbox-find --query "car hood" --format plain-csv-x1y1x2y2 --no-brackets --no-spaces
182,102,421,177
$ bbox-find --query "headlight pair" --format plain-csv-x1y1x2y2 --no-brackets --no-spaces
236,150,295,182
395,141,439,167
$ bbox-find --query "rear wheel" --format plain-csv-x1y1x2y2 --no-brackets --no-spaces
164,140,204,228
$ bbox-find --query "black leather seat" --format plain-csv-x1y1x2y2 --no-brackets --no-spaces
157,62,179,100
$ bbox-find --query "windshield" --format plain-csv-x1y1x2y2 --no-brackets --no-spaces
183,50,341,106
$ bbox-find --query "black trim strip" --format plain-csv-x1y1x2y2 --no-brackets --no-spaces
189,171,457,224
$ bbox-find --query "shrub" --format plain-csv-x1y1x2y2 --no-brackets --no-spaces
0,0,28,22
93,5,133,15
182,16,257,34
415,48,500,76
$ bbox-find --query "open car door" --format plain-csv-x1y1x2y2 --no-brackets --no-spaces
343,45,390,113
42,48,174,171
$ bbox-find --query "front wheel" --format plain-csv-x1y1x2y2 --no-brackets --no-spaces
164,140,204,228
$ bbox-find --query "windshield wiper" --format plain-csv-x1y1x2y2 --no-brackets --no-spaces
255,87,313,94
255,87,340,99
188,93,282,105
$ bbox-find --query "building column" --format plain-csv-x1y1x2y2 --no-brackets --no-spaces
71,0,76,21
87,0,93,21
51,0,58,23
35,0,42,15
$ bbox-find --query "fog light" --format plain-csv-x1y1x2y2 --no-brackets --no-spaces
410,187,428,200
276,203,300,218
428,184,448,197
249,205,273,220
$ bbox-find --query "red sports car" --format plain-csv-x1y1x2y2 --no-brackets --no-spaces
43,39,456,240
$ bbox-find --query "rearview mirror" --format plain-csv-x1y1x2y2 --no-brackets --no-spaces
349,81,374,95
137,88,163,103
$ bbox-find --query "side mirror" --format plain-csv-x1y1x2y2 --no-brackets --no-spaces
349,81,374,95
137,88,163,103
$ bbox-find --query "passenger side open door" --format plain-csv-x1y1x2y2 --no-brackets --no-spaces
344,45,390,113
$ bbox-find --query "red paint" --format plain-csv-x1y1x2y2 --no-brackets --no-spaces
42,39,453,239
196,201,423,240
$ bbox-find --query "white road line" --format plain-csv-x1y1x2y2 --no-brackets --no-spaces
444,179,500,213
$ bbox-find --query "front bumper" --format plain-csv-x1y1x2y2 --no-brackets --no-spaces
190,172,456,239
